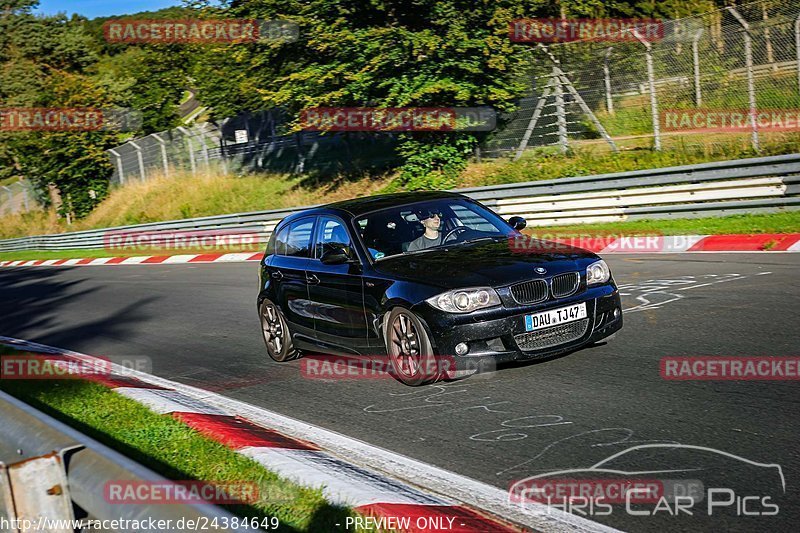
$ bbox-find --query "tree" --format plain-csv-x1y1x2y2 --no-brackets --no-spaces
0,3,188,219
190,0,717,188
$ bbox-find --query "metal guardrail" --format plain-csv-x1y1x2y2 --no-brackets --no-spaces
0,389,250,532
1,154,799,252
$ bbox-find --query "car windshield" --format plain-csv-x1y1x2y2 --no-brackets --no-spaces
355,198,513,260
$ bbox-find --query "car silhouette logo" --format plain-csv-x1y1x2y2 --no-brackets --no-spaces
535,267,547,274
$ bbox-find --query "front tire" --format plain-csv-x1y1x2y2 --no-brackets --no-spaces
259,299,299,362
385,307,438,386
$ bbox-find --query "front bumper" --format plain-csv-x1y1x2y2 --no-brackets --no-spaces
414,284,622,368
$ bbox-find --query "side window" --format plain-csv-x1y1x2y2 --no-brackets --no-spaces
275,218,314,257
273,225,289,256
315,216,352,258
450,204,501,232
265,226,279,255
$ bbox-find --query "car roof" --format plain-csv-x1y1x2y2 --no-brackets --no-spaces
281,191,468,224
324,191,466,217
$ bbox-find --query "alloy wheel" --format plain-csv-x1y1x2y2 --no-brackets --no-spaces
261,303,284,356
389,312,422,378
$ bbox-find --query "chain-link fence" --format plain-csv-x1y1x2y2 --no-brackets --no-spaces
0,180,36,216
485,0,800,158
107,118,401,185
108,123,223,185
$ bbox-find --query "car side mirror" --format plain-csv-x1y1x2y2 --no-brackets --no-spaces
508,216,527,231
320,245,352,265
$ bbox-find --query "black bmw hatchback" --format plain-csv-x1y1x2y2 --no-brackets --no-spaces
257,191,622,386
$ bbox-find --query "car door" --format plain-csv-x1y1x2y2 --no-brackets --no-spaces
305,215,370,353
269,217,316,339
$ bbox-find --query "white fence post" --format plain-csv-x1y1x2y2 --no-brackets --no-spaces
727,6,759,152
553,68,568,153
795,14,800,102
692,29,704,107
603,47,614,115
151,133,170,178
108,149,125,185
632,28,661,151
178,127,197,176
127,140,147,182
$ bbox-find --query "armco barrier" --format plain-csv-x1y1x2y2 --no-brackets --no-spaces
0,389,251,532
1,153,799,252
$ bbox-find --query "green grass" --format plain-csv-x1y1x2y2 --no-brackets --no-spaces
2,126,799,243
522,211,800,236
461,136,800,188
0,347,365,532
1,211,797,262
0,170,392,240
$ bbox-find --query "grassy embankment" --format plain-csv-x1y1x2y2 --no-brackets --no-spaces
1,134,799,262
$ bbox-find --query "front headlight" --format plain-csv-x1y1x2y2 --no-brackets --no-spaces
426,287,501,313
586,259,611,285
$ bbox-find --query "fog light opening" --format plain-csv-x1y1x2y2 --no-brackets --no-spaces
455,342,469,356
613,308,620,319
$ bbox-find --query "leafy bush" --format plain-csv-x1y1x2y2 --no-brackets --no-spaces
393,135,476,191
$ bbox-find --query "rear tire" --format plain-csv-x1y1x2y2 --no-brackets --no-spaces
384,307,438,386
259,299,299,362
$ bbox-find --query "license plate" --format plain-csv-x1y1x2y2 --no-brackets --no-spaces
524,302,587,332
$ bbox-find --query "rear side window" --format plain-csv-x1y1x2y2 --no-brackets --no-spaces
264,227,279,255
274,218,314,257
315,216,352,258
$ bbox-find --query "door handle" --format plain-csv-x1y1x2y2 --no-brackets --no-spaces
306,274,320,285
271,270,284,280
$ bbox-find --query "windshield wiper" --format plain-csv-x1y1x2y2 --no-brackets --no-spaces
450,235,506,247
375,246,442,260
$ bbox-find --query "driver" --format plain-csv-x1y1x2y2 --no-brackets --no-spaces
407,209,443,252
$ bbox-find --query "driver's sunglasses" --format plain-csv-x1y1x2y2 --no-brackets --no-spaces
425,211,443,219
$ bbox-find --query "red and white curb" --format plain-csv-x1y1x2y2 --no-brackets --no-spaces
0,336,619,533
0,252,264,268
544,233,800,253
1,233,799,268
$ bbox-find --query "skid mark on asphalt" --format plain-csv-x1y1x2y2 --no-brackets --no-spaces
619,272,772,314
362,382,683,480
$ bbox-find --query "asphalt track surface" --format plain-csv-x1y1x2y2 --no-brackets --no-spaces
1,253,798,533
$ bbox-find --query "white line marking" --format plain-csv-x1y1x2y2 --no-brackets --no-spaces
217,253,258,262
120,256,151,264
162,255,201,263
114,387,230,415
241,447,447,507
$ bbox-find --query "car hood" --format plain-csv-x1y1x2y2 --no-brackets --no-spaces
372,239,597,289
